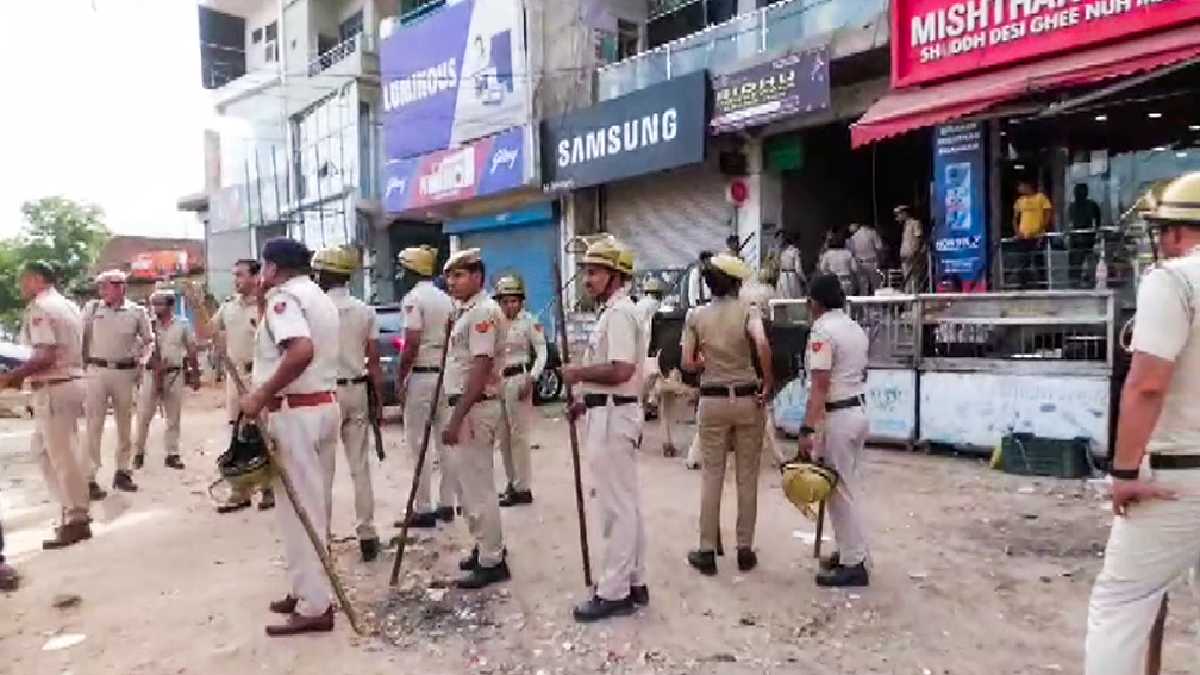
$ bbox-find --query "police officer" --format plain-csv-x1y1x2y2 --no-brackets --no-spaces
564,237,648,622
848,223,885,296
0,262,91,549
493,274,547,508
239,237,341,636
795,273,870,587
740,270,786,466
441,249,511,589
212,259,275,512
81,269,153,496
134,290,200,470
310,246,383,562
681,254,774,575
637,278,666,419
1084,173,1200,675
394,245,459,528
896,205,926,293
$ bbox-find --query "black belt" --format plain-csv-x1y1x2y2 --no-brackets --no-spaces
825,395,865,412
1150,455,1200,470
412,366,440,374
241,362,252,374
337,375,369,386
583,393,639,408
30,376,79,390
699,383,759,398
502,365,528,377
447,394,496,407
161,366,182,374
87,358,136,370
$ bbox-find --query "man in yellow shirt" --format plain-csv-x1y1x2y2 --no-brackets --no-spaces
1012,180,1054,288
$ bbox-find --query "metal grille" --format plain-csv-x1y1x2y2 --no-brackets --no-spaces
926,320,1108,362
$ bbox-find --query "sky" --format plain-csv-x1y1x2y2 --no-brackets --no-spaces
0,0,211,240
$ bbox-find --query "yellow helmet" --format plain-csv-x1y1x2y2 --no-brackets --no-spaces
579,236,628,275
642,277,667,296
1146,173,1200,226
781,462,839,517
708,253,752,280
493,274,526,298
398,245,437,276
310,246,359,275
443,248,482,274
617,246,635,276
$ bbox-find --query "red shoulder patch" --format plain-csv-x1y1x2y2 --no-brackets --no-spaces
474,320,492,334
534,324,544,333
810,341,824,353
273,301,287,315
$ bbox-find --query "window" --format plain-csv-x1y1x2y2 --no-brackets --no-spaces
251,27,263,44
617,19,640,60
339,10,364,43
265,21,277,41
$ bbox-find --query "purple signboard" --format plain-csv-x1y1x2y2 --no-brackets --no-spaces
710,47,831,133
384,126,527,214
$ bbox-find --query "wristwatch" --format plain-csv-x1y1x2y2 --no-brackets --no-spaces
1109,467,1139,480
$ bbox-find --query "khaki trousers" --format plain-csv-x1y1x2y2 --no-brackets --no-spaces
1085,466,1200,675
134,369,184,458
821,407,870,566
268,401,339,618
336,382,377,540
497,374,533,492
855,261,879,296
584,402,647,601
404,373,459,512
32,380,89,524
697,397,764,551
84,367,137,478
444,400,505,567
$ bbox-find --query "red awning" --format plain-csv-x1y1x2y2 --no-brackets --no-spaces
851,23,1200,148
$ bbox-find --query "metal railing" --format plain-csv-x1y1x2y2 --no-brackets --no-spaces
597,0,887,101
307,31,375,77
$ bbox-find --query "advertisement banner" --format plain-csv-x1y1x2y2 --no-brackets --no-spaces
384,126,527,213
932,122,987,287
892,0,1200,87
541,71,708,190
381,0,529,159
710,47,830,133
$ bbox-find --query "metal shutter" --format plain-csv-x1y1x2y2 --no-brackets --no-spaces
459,221,560,338
603,162,732,271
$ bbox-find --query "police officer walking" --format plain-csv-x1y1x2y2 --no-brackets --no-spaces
133,290,200,470
493,274,547,508
394,245,459,528
442,249,512,589
0,262,91,549
311,245,383,562
681,254,774,575
795,274,871,587
212,259,275,512
1084,173,1200,675
564,237,648,622
82,269,153,497
239,237,341,636
848,223,885,296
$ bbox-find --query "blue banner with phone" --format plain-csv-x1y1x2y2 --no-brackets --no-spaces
932,122,988,289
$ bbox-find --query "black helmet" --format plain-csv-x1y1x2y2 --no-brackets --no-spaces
217,416,273,493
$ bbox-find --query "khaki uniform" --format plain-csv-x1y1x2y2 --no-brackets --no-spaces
22,289,89,525
776,245,805,299
818,249,859,296
683,297,764,552
635,296,660,409
400,281,459,513
806,308,870,567
1086,252,1200,674
213,294,258,420
900,217,925,293
134,317,194,460
580,288,647,601
740,281,783,465
254,275,341,619
444,290,508,568
497,309,547,493
329,286,378,541
848,227,884,296
82,299,153,478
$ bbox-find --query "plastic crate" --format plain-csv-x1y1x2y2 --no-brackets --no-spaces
1001,433,1092,479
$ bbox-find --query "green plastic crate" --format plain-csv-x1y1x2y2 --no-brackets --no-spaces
1001,433,1092,479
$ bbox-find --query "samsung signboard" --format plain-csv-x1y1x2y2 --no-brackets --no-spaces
541,71,709,190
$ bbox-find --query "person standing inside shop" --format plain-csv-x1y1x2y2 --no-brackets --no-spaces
849,223,885,296
895,206,927,293
775,233,806,300
1013,180,1054,289
818,231,860,297
1069,183,1103,288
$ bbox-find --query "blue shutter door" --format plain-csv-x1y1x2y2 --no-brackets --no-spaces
460,221,560,339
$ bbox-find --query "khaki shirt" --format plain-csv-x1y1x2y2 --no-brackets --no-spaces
580,289,642,397
20,288,84,382
502,309,548,379
214,294,259,366
401,281,455,369
805,308,868,402
849,227,883,265
445,290,507,398
152,317,195,368
328,286,378,380
83,299,153,363
1130,249,1200,456
682,296,759,387
252,275,339,395
818,249,858,278
900,217,923,260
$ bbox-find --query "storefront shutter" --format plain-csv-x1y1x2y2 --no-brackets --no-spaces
458,220,560,338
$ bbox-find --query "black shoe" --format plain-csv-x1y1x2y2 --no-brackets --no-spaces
820,551,841,572
360,538,381,562
132,454,145,470
395,512,438,529
112,470,138,493
573,594,636,622
258,489,276,511
816,562,869,588
497,484,515,502
630,585,650,606
456,559,511,590
737,548,758,572
88,481,108,501
436,506,456,523
164,455,185,470
459,547,480,571
687,550,718,576
217,500,252,514
499,490,533,507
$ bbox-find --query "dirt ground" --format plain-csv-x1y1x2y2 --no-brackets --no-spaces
0,386,1195,675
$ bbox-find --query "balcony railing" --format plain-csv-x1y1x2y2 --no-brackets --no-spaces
307,31,375,77
597,0,887,101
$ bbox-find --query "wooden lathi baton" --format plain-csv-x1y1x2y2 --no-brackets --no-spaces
554,261,593,588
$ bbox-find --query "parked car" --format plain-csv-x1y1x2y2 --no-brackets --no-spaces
533,339,563,405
